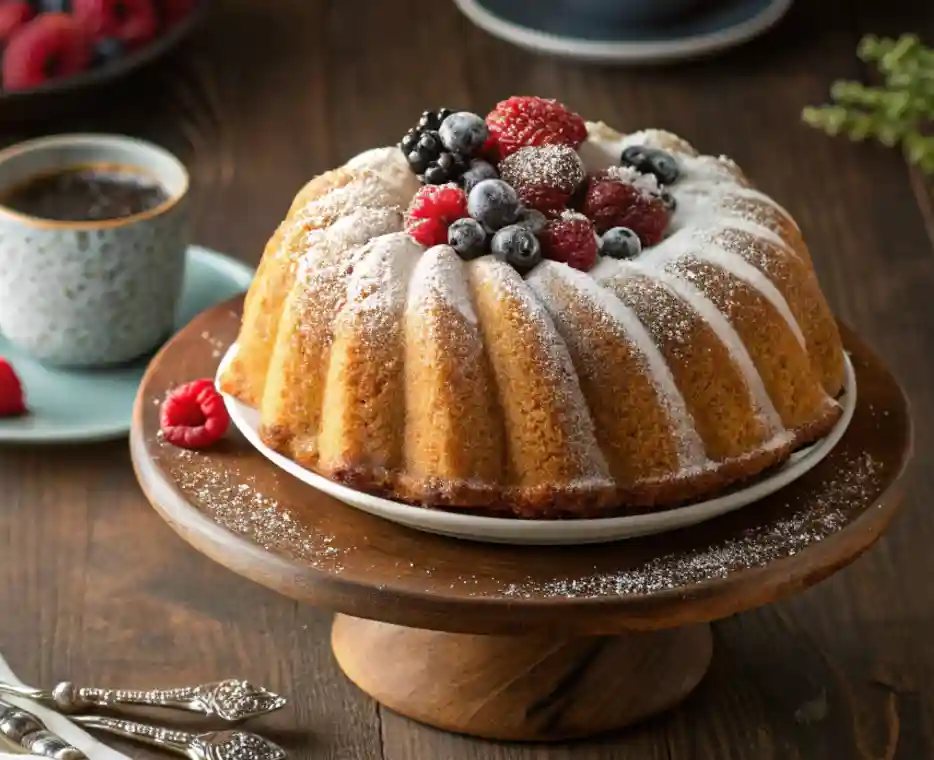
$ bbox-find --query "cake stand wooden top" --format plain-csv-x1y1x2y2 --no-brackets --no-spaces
132,297,913,636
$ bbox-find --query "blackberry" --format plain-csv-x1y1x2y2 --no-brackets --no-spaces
401,108,469,184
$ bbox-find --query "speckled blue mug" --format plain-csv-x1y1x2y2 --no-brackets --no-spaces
0,134,189,368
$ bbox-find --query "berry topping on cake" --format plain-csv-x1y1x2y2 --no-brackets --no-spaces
581,167,672,245
405,183,469,247
600,226,642,259
0,3,35,44
497,144,585,215
461,158,498,193
467,178,520,231
2,12,90,91
401,108,488,185
160,379,230,450
447,217,487,260
439,111,490,157
538,212,598,272
0,358,26,417
491,224,542,274
620,145,681,186
485,96,587,160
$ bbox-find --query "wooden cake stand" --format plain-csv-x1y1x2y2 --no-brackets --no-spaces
130,297,913,742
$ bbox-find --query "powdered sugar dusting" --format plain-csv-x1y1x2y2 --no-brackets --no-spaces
658,226,807,349
408,245,477,323
603,165,661,197
494,451,883,599
620,257,784,434
163,448,348,571
297,206,403,278
528,261,707,470
338,232,422,334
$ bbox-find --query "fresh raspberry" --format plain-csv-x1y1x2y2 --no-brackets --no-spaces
485,96,587,161
0,2,34,45
0,358,26,417
404,183,468,247
160,379,230,450
2,13,91,91
158,0,196,26
581,167,672,245
538,213,598,272
498,144,585,215
73,0,158,48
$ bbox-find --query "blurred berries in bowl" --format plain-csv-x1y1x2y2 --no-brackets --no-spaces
0,0,205,95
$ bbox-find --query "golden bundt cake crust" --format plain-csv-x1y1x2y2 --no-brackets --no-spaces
220,122,847,519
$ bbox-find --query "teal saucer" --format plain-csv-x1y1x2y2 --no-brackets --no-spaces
0,245,254,444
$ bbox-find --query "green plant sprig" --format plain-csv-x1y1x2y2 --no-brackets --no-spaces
803,34,934,173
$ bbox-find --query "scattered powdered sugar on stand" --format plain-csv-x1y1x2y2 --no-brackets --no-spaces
164,448,348,572
493,451,883,599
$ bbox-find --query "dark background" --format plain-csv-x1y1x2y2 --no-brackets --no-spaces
2,0,934,757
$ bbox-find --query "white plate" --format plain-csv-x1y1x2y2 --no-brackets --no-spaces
217,346,855,545
453,0,793,65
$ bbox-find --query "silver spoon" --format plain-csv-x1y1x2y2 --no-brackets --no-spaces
0,699,87,760
0,678,286,722
71,715,287,760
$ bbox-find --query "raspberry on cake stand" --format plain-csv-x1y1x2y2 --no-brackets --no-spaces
131,296,913,742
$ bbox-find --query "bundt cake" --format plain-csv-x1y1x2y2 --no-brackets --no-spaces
219,96,846,519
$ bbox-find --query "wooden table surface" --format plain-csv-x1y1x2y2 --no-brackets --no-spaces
1,0,933,757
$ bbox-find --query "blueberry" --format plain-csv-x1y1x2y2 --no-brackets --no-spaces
467,178,519,231
620,145,680,185
647,151,680,185
423,165,449,185
461,159,498,193
600,227,642,260
439,111,489,157
437,107,453,122
93,37,126,67
407,150,429,174
38,0,71,11
448,218,487,260
418,130,443,157
516,207,547,235
491,225,542,274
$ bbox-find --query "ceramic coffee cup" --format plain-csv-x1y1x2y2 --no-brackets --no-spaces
0,134,189,368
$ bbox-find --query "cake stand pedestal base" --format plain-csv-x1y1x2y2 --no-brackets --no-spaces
331,614,712,741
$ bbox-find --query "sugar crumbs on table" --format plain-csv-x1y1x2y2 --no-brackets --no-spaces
166,449,349,571
492,452,883,600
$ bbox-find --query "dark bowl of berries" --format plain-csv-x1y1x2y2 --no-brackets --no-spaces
0,0,207,115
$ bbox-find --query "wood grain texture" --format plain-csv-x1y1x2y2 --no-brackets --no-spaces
1,0,933,757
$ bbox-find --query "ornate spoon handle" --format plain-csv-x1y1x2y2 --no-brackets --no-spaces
71,715,287,760
0,699,87,760
0,678,286,722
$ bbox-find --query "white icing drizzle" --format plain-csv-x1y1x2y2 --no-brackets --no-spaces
528,261,707,470
408,245,477,323
644,227,807,349
595,258,784,433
